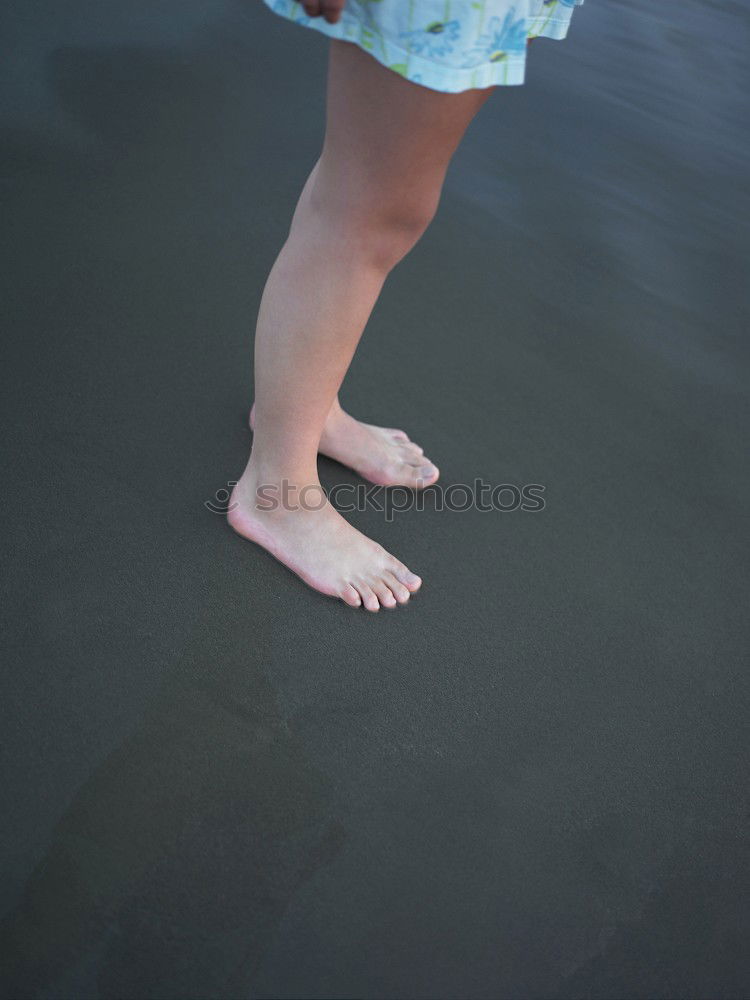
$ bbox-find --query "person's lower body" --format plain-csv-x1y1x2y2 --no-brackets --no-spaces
229,38,494,610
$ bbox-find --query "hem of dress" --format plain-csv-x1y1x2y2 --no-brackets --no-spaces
262,1,581,93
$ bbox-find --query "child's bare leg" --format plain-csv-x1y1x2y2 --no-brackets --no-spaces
229,40,493,609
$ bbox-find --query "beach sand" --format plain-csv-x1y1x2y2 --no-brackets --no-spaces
1,1,748,996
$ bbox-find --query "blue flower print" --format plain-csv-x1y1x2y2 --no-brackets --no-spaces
398,19,462,59
263,0,586,93
460,11,528,67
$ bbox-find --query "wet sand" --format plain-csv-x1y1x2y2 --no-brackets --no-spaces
1,1,749,996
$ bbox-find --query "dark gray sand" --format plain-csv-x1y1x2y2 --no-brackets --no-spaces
1,1,749,997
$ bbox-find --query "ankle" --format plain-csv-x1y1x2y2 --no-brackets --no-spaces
239,458,323,511
246,431,319,480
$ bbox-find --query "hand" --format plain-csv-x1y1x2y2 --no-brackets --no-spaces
299,0,346,25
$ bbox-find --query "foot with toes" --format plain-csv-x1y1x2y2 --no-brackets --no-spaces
228,471,422,610
249,401,439,489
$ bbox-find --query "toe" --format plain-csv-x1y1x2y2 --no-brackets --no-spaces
399,442,424,457
340,584,361,608
399,463,432,488
391,563,422,592
389,429,410,442
383,571,411,604
372,579,397,609
383,461,439,489
401,461,438,486
356,583,380,612
418,463,439,484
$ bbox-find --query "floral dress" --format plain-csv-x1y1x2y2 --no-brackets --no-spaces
262,0,585,92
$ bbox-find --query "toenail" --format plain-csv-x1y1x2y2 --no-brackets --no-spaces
420,465,436,477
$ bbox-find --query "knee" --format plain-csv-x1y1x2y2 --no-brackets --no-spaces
366,195,439,271
306,171,441,272
314,188,440,273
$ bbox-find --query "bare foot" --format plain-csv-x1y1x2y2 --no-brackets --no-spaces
227,469,422,610
249,403,439,489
